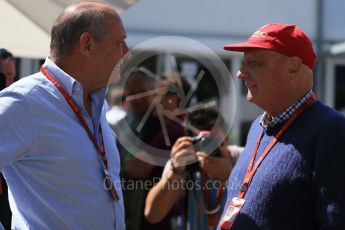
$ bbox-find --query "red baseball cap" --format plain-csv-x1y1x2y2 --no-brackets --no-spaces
223,23,316,69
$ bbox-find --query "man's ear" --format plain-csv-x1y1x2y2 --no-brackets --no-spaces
287,56,302,79
79,32,95,56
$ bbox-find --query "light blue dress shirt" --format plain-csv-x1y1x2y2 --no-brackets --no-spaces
0,58,125,229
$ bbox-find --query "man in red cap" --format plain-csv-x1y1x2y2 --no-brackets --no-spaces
218,23,345,229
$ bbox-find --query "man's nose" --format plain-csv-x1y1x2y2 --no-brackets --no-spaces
236,70,245,80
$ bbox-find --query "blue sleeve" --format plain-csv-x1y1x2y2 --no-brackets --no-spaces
0,92,34,170
313,114,345,229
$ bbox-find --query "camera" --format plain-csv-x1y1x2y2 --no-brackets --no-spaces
186,131,222,174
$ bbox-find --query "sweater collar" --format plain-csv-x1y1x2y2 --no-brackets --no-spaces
260,90,313,131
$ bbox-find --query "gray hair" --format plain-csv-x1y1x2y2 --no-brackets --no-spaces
50,4,108,59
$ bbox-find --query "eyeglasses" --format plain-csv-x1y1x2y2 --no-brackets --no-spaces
0,48,13,59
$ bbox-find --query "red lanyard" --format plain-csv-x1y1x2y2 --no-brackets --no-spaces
40,66,108,169
237,93,316,199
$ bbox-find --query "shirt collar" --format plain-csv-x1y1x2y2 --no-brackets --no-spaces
43,57,107,107
42,57,107,132
42,57,79,96
260,90,313,130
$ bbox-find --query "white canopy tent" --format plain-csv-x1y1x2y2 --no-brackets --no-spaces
1,0,136,58
2,0,344,58
1,0,51,58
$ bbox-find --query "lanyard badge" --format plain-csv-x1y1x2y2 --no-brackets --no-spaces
104,168,120,201
219,197,245,229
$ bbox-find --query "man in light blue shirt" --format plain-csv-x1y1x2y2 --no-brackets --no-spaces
0,1,130,229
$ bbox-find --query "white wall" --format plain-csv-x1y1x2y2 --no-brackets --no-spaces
323,0,345,41
122,0,317,49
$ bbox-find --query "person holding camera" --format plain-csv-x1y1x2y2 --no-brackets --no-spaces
121,72,191,230
145,108,242,230
0,48,16,90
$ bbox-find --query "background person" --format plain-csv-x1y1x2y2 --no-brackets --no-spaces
113,68,161,230
219,23,345,229
0,1,130,229
122,73,192,179
0,48,16,88
139,73,192,230
118,72,191,230
145,107,242,230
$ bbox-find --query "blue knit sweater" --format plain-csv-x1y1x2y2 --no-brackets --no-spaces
220,101,345,230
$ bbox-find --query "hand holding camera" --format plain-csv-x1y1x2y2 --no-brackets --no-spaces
185,131,222,174
171,132,232,181
170,136,196,175
171,131,223,173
